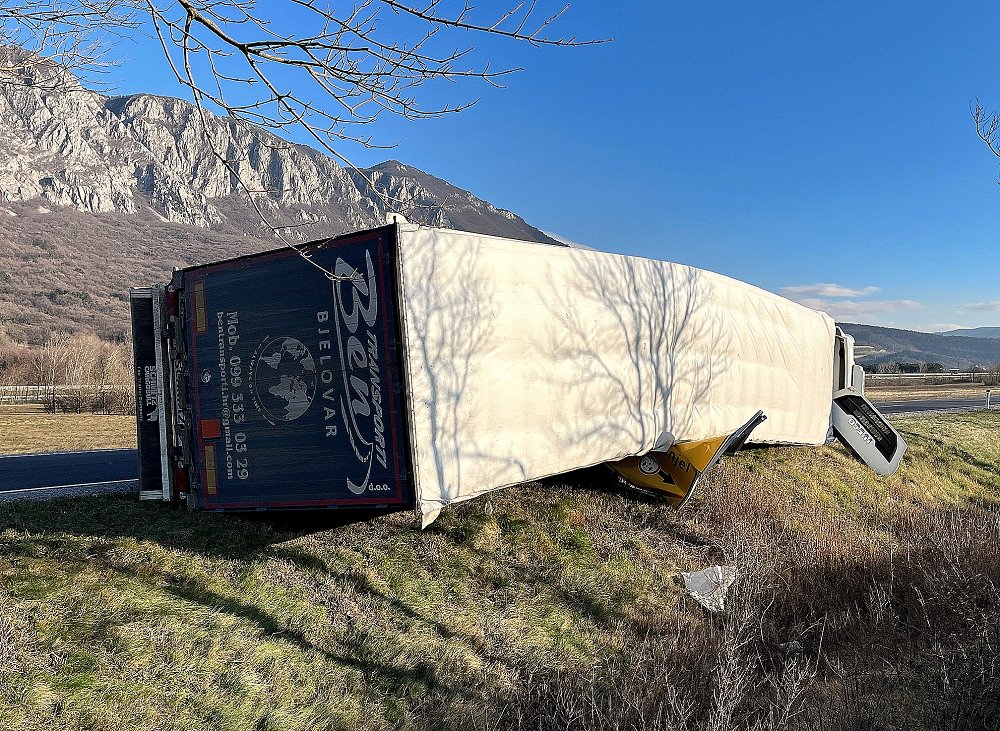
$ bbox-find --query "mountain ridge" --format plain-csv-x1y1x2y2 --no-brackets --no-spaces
940,326,1000,340
0,64,555,342
839,322,1000,369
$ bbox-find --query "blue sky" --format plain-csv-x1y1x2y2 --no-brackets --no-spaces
105,1,1000,332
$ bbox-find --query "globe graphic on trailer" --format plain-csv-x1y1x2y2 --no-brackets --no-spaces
251,337,317,422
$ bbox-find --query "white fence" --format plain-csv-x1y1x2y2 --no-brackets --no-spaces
0,384,115,405
865,372,987,382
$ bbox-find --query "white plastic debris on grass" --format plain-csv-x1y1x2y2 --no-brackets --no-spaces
682,565,737,612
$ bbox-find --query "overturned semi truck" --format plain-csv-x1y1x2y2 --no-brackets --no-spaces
130,223,905,526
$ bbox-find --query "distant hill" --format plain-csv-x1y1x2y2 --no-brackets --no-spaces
839,323,1000,369
0,61,556,342
940,326,1000,339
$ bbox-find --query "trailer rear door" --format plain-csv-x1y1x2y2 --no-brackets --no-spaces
182,226,414,510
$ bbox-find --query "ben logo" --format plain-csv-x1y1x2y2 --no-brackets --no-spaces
328,250,389,494
250,336,318,423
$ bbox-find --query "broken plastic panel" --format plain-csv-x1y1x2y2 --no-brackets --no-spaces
608,410,767,507
831,388,907,476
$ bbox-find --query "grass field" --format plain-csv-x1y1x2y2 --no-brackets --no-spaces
0,412,998,730
0,405,135,454
865,381,991,401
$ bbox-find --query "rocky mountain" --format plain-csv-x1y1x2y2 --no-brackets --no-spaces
0,61,555,342
353,161,558,244
940,326,1000,339
839,323,1000,369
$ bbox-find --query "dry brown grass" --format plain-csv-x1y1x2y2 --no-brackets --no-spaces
0,404,134,454
501,414,1000,730
866,382,990,401
0,412,997,730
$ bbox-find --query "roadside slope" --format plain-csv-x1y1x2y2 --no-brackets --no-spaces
1,412,998,730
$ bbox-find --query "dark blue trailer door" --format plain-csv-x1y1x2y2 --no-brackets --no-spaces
183,226,414,510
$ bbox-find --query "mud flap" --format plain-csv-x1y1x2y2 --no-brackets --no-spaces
608,411,767,508
831,389,906,475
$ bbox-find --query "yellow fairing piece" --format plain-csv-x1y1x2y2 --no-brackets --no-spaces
608,411,766,508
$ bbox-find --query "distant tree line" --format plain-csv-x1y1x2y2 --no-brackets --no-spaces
986,362,1000,387
0,331,134,414
872,362,948,374
868,360,1000,387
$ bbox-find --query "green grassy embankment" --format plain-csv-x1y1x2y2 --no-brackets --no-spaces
0,412,998,730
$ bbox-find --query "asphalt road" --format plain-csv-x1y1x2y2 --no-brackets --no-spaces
0,448,138,502
872,397,996,415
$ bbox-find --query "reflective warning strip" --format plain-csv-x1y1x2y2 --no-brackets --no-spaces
194,281,207,333
204,444,217,495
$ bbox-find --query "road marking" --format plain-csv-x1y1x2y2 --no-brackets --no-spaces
0,448,137,460
0,479,138,495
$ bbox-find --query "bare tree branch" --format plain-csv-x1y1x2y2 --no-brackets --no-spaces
0,0,608,274
0,1,139,88
973,99,1000,161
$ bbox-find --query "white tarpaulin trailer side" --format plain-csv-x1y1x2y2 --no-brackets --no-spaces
393,226,837,526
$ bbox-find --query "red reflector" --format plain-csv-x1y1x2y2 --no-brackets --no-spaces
201,419,222,439
174,466,190,494
165,289,179,317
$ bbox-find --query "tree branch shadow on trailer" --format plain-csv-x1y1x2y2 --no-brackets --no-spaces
398,238,738,519
399,236,541,517
532,249,731,471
